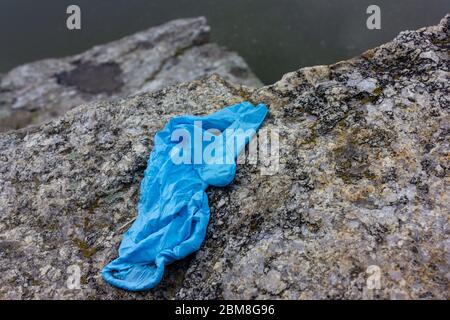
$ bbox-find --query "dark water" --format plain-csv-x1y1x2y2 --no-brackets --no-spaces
0,0,448,84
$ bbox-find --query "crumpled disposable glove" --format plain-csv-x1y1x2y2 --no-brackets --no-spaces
102,101,268,291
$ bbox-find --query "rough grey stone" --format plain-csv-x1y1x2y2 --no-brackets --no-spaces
0,17,262,132
0,15,449,299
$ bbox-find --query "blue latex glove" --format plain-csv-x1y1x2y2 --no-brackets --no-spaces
102,101,268,291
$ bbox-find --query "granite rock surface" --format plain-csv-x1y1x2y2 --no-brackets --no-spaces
0,15,448,299
0,17,261,132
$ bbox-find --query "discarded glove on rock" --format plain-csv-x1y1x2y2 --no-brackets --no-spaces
103,101,268,291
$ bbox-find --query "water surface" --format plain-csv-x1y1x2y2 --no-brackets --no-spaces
0,0,448,84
